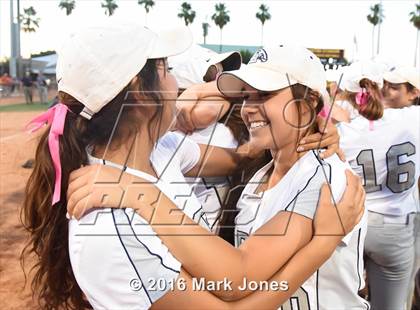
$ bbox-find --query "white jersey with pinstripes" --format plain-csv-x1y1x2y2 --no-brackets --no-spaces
338,105,420,216
68,132,209,310
234,151,369,310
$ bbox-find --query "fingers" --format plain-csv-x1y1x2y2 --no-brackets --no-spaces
72,196,91,220
68,165,96,183
67,174,89,202
68,185,125,219
297,136,337,154
67,185,92,217
299,133,323,145
298,131,338,148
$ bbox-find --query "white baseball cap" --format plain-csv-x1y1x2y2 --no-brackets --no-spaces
56,19,192,119
217,45,327,98
169,47,242,89
340,60,386,93
383,66,420,90
168,45,215,89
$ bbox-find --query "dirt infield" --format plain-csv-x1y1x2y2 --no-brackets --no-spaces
0,112,40,309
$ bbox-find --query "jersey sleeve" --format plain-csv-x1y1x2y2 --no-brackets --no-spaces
286,157,359,246
168,132,201,174
284,167,327,220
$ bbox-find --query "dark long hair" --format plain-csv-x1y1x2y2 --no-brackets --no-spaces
21,59,164,309
218,84,324,244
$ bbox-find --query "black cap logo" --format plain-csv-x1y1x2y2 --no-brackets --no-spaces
249,48,268,64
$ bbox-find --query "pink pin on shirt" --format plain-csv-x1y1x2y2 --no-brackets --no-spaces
26,103,70,205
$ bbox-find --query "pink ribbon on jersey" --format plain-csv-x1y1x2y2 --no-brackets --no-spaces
26,103,69,205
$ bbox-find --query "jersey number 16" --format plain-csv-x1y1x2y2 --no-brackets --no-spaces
356,142,416,193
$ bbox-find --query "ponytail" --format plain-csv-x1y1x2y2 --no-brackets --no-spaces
21,108,90,309
355,78,384,120
21,59,164,309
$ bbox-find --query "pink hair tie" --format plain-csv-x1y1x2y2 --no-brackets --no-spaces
26,103,70,206
356,89,370,108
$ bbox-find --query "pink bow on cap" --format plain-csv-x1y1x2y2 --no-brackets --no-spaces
26,103,69,205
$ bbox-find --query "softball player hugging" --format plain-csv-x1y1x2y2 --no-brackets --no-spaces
67,45,366,309
22,20,364,310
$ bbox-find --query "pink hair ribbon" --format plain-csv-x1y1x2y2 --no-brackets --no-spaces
356,89,370,108
26,103,69,205
356,89,375,130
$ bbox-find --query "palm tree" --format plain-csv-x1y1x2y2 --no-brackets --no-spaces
20,6,40,33
409,4,420,66
178,2,196,26
256,4,271,46
202,22,210,45
212,3,230,52
101,0,118,16
59,0,76,16
138,0,155,25
367,3,384,57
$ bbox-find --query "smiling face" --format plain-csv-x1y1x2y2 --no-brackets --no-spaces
241,84,317,152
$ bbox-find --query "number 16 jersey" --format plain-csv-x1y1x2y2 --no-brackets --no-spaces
339,106,420,216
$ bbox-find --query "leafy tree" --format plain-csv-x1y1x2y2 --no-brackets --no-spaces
212,3,230,52
58,0,76,16
178,2,196,26
101,0,118,16
256,4,271,46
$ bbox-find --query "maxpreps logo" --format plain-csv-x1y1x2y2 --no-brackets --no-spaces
248,48,268,64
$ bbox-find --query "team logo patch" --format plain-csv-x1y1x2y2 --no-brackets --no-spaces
249,49,268,64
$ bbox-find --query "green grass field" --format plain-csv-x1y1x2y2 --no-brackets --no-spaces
0,102,49,113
